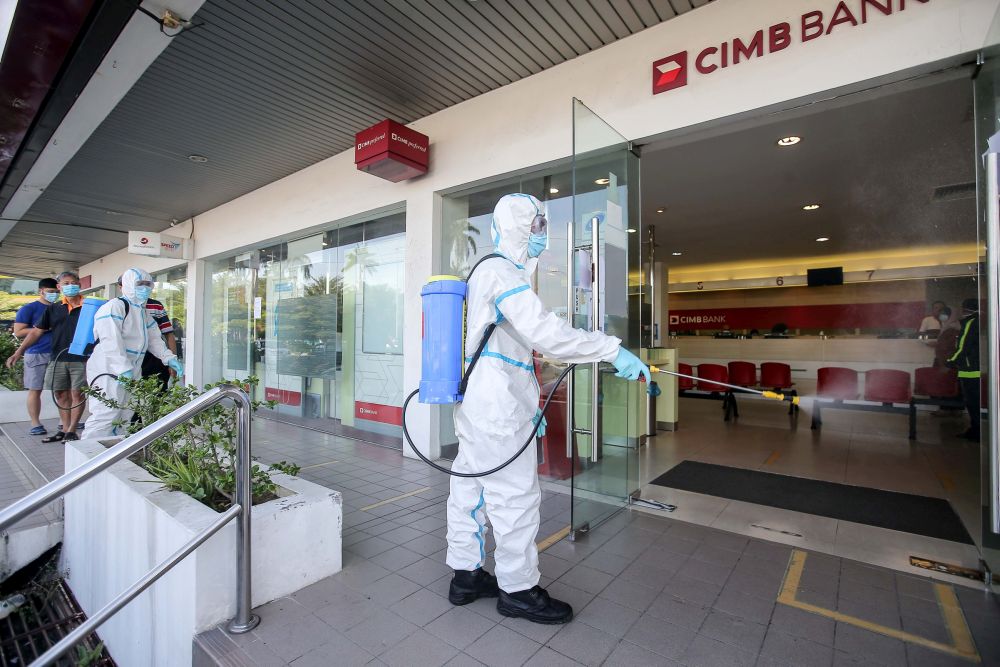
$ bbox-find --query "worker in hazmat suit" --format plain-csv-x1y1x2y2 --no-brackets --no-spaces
85,268,184,437
446,194,650,624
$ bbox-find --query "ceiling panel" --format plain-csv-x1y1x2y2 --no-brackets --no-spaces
4,0,707,277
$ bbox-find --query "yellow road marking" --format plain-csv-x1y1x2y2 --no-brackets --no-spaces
536,526,571,552
764,451,781,466
778,550,980,663
938,473,956,493
298,460,340,471
360,487,432,512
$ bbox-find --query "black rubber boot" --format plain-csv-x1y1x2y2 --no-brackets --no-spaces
497,586,573,624
448,568,500,605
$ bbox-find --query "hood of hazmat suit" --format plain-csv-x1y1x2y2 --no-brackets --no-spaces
85,267,177,437
446,193,624,593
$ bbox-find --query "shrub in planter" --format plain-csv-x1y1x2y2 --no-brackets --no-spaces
84,376,299,510
0,328,25,391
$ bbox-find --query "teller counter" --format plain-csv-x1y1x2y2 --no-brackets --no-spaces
669,337,936,396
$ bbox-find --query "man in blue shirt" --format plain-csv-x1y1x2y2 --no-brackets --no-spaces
12,278,58,435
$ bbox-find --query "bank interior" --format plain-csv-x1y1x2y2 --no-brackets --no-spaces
439,69,989,577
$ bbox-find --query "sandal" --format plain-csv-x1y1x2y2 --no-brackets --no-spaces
62,432,80,442
42,432,65,443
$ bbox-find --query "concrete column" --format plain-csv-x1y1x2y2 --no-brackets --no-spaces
402,194,442,460
186,259,207,388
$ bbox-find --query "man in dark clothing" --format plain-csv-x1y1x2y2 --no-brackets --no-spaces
946,298,981,440
6,271,87,441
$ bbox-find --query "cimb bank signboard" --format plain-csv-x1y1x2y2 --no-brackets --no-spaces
653,0,930,94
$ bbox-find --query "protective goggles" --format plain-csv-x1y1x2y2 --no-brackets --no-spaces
530,214,548,235
135,280,154,288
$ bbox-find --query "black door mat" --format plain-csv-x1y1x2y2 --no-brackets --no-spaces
649,461,974,544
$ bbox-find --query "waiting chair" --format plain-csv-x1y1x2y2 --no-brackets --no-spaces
727,361,757,388
816,367,860,400
760,361,797,415
864,369,912,404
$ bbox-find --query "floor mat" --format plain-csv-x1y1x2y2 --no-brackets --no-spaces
649,461,973,544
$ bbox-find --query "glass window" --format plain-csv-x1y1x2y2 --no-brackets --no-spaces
152,266,187,359
203,210,406,446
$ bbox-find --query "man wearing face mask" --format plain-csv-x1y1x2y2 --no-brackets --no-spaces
85,268,183,438
11,278,59,435
6,272,88,441
446,194,650,625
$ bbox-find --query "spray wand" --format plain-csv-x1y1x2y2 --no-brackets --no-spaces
645,365,800,406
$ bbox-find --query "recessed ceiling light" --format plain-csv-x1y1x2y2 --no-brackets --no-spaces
656,208,665,214
549,187,559,194
802,204,820,211
595,178,611,185
626,228,637,233
815,237,830,242
187,154,209,163
672,252,683,256
777,136,801,147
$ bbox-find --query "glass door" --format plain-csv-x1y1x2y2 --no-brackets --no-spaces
975,24,1000,579
569,99,642,535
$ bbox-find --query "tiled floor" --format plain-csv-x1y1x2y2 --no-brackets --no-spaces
0,418,65,531
195,419,1000,667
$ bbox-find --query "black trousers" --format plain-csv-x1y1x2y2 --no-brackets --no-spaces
959,376,981,437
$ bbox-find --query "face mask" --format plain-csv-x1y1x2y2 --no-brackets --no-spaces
134,286,153,302
61,285,80,297
43,292,59,303
939,313,949,323
527,233,548,258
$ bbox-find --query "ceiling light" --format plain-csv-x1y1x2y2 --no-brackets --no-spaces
626,228,637,233
549,187,559,194
656,208,665,214
802,204,820,211
815,237,830,242
595,178,611,185
777,136,801,147
187,154,209,163
672,252,683,256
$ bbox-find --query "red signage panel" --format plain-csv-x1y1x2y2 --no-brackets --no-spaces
668,302,927,330
355,401,403,426
265,387,302,407
355,119,429,182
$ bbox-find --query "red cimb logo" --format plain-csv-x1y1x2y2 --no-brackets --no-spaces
140,237,149,244
652,52,688,94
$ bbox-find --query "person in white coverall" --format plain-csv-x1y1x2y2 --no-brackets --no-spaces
86,269,184,437
446,194,650,624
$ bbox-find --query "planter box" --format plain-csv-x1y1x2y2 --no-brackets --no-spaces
0,389,62,423
62,438,342,667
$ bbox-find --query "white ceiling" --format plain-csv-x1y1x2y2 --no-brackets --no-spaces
639,72,977,269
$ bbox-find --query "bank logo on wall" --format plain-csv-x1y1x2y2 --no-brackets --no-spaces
652,52,688,94
652,0,930,96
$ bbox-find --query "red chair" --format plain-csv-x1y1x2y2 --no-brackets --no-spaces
727,361,757,388
816,367,859,400
914,367,959,398
760,362,797,415
760,362,793,390
864,369,912,404
677,363,695,391
696,364,729,393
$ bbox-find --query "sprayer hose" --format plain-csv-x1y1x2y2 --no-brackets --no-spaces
401,363,577,478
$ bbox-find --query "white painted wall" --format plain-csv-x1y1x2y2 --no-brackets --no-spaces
79,0,1000,458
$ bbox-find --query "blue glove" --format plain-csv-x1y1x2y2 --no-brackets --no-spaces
532,409,547,437
167,359,184,377
647,381,662,397
612,348,651,383
117,369,133,384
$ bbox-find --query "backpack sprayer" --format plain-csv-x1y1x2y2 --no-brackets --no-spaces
404,267,799,479
48,297,126,411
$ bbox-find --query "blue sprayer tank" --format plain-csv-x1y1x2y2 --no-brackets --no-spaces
420,277,467,404
69,297,107,356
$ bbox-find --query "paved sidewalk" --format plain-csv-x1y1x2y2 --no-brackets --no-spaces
194,421,1000,667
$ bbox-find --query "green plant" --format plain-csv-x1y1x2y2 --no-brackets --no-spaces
0,326,25,391
84,376,299,511
75,642,105,667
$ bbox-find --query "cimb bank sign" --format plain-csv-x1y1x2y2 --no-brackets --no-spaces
653,0,929,94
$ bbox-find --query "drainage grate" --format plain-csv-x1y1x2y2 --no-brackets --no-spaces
0,553,114,666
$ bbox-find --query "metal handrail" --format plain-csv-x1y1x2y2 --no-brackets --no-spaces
0,384,259,666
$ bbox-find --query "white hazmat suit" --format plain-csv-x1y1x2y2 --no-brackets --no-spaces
86,269,178,437
447,194,623,593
